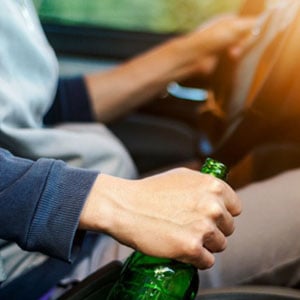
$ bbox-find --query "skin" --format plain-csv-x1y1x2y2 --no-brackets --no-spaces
79,15,256,270
85,15,256,123
79,169,240,270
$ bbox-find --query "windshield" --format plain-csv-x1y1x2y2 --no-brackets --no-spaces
33,0,243,33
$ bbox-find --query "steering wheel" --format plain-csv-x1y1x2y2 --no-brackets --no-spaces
197,0,300,168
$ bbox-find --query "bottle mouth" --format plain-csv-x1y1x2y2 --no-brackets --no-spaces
201,157,228,180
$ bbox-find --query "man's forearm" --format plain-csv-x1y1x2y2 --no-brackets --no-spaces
84,16,255,123
84,36,189,123
0,148,98,262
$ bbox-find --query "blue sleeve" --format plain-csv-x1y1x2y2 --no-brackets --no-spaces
0,148,98,262
44,76,94,125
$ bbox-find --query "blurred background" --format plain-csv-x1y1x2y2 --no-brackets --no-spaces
33,0,243,33
29,0,263,174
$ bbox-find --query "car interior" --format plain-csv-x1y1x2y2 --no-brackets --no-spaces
35,0,243,178
30,0,300,299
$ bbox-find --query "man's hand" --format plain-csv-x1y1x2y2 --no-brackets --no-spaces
172,15,257,85
79,168,241,269
85,15,256,123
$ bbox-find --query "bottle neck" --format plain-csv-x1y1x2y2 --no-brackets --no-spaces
200,158,228,181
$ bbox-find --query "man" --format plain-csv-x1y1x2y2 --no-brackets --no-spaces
0,0,254,298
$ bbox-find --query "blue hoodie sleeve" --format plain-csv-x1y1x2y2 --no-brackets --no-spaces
0,148,98,262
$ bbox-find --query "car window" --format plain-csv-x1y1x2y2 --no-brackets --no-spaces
33,0,243,33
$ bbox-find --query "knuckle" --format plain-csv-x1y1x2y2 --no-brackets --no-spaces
204,231,228,253
199,254,215,270
209,202,224,220
204,229,218,243
226,222,235,236
210,179,224,195
205,176,225,197
196,219,215,234
232,199,242,216
185,236,203,258
218,237,227,252
203,226,216,241
207,256,215,268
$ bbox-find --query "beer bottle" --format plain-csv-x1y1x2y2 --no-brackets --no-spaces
107,158,228,300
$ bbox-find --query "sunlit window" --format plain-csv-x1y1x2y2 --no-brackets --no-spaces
33,0,243,33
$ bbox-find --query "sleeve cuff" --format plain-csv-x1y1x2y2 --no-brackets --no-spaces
44,76,94,125
26,160,98,262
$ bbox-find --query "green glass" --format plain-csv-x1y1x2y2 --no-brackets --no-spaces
107,158,227,300
200,157,228,180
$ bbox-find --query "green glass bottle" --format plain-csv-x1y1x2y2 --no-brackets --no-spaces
107,158,228,300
